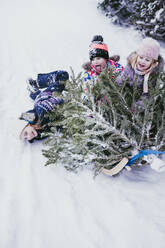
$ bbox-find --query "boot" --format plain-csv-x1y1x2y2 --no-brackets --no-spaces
27,78,39,93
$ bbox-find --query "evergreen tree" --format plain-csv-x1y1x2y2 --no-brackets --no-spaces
42,68,165,176
97,0,165,41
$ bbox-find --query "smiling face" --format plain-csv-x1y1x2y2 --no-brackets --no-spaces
136,55,153,71
91,57,107,73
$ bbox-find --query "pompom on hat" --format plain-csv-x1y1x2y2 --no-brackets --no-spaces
137,37,160,60
89,35,109,61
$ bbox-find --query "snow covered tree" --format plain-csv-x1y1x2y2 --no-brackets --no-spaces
42,68,165,176
97,0,165,41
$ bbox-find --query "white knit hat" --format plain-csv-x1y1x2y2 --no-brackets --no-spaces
138,37,160,60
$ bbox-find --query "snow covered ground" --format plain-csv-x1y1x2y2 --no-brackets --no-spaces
0,0,165,247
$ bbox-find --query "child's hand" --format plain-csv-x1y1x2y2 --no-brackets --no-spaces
20,124,38,141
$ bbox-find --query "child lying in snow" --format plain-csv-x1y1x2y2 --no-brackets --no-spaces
19,70,69,142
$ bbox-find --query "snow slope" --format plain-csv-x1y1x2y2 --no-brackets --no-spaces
0,0,165,247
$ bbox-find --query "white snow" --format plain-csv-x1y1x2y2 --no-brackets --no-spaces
155,8,164,21
0,0,165,247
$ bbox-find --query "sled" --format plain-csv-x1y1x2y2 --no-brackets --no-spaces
101,157,129,176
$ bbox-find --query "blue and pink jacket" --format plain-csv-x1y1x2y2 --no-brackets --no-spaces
82,59,124,101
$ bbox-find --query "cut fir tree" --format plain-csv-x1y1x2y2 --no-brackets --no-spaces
42,67,165,176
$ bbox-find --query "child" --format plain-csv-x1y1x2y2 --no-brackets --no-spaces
81,35,124,101
19,70,69,141
116,37,164,100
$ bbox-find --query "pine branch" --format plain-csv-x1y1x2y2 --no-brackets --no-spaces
42,68,165,175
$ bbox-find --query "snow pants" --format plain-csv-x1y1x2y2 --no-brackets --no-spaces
30,70,69,100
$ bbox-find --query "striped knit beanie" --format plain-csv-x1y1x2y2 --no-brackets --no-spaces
89,35,109,61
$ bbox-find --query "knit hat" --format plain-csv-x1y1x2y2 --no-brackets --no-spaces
89,35,109,61
138,37,160,60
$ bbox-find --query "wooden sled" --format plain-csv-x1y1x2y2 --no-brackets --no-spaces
101,157,130,176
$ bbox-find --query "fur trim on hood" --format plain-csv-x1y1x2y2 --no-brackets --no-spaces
82,55,120,71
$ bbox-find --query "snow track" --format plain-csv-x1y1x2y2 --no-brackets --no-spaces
0,0,165,247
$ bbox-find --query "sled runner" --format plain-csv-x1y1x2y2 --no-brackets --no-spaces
101,149,165,176
101,157,129,176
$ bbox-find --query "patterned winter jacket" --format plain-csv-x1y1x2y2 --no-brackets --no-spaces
20,70,69,127
82,58,124,101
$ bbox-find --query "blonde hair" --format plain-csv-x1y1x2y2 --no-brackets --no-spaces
129,52,158,75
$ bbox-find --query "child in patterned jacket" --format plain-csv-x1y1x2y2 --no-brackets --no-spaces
19,70,69,142
81,35,124,101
